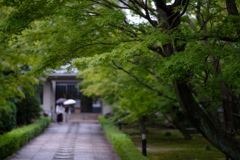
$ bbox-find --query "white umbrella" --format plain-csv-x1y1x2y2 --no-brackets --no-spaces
63,99,76,105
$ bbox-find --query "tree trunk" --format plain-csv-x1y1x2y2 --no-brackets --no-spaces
209,56,236,136
169,107,192,140
209,56,236,160
138,116,148,134
174,79,240,160
172,118,192,140
173,119,192,140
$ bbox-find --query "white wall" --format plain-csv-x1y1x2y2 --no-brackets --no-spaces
102,105,112,115
41,80,53,112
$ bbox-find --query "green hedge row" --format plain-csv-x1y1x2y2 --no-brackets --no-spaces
98,116,149,160
0,117,51,160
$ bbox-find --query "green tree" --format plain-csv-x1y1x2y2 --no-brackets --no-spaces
0,4,39,105
2,0,240,159
79,65,162,132
78,65,192,139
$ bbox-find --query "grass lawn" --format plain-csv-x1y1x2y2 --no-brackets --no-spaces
122,125,226,160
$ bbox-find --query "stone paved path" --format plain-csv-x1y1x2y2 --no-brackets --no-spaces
6,122,120,160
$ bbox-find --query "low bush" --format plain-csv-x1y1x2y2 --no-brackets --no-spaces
98,116,149,160
0,117,51,160
0,101,17,134
15,93,42,125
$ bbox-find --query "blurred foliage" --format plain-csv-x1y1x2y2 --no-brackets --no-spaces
15,93,42,125
0,101,17,134
0,5,39,105
1,0,240,157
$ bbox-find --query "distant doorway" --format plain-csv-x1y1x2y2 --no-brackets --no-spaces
55,82,93,113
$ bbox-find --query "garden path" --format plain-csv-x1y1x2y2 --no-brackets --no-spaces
6,120,120,160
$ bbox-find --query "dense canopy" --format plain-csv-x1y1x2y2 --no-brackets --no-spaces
0,0,240,159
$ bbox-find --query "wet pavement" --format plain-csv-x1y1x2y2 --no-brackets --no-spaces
6,121,121,160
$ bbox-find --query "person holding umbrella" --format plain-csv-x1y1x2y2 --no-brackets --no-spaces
56,98,66,124
63,99,76,123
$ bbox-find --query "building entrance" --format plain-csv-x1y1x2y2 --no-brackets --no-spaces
55,82,93,113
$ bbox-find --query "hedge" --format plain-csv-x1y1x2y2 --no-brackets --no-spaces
0,101,17,134
15,93,42,125
98,116,149,160
0,117,51,159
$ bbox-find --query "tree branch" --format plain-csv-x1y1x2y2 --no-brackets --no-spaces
112,60,177,101
148,45,165,57
101,0,129,9
168,0,190,30
119,0,146,18
186,19,197,30
146,67,173,87
226,0,239,15
108,23,138,38
155,0,170,14
201,35,240,42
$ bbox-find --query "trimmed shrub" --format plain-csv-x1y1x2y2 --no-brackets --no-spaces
98,116,149,160
15,93,42,125
0,101,17,134
0,117,51,159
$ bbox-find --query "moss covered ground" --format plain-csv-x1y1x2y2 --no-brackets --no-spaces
122,125,226,160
